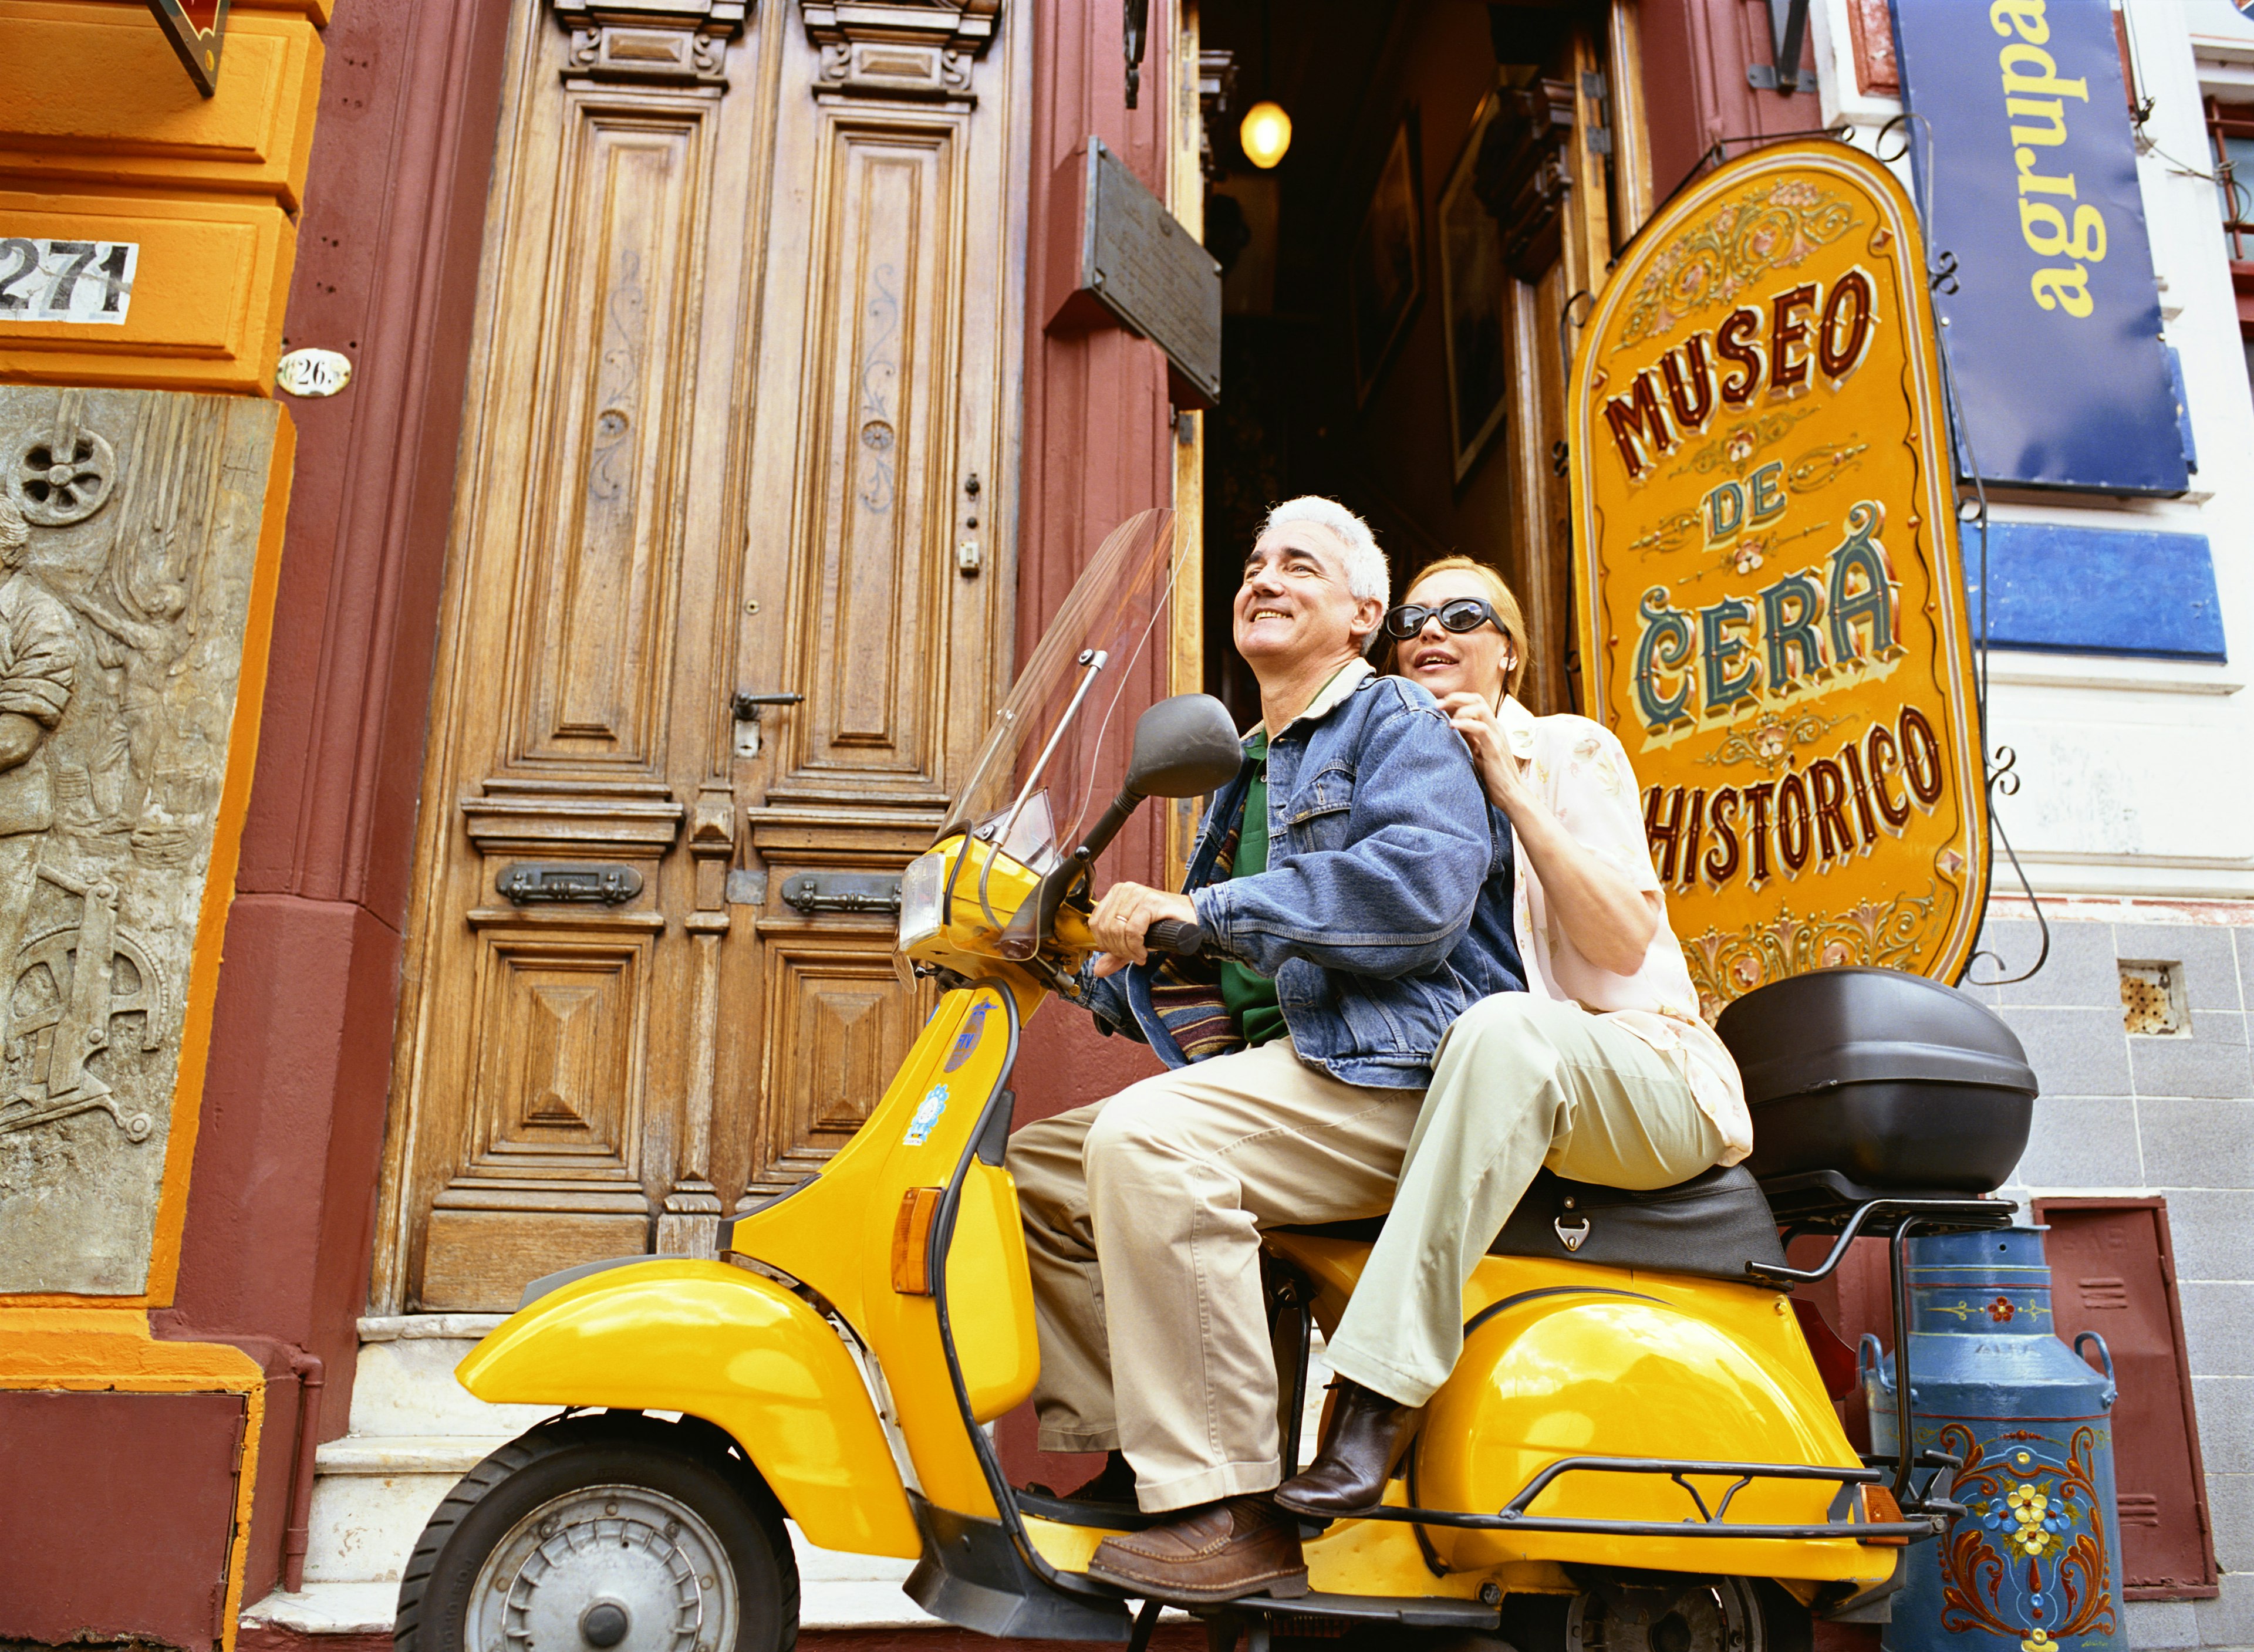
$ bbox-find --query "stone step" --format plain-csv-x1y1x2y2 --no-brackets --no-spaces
315,1433,508,1475
345,1316,545,1437
244,1566,934,1638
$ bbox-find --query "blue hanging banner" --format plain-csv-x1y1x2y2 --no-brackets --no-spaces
1891,0,2188,495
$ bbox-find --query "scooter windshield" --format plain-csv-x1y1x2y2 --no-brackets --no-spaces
936,509,1184,956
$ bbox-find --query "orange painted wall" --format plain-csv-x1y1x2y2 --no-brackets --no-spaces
0,0,325,394
0,5,330,1646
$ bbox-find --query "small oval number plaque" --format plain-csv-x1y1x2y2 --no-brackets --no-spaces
276,347,353,398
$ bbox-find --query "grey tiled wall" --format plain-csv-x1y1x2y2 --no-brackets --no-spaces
1968,916,2254,1650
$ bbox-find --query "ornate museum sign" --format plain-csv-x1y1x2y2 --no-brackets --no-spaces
1569,138,1988,1015
145,0,230,96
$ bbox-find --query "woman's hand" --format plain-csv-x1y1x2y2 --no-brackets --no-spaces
1440,691,1659,978
1087,881,1197,977
1439,692,1537,823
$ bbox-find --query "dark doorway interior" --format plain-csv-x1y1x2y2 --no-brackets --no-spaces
1197,0,1611,721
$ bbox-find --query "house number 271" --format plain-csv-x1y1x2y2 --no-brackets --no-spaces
0,239,138,325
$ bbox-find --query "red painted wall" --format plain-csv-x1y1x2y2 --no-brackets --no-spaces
0,1391,251,1649
1639,0,1823,208
1008,0,1182,1133
996,0,1188,1494
150,0,516,1604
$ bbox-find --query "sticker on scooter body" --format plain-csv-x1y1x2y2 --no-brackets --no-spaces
943,1002,990,1072
904,1083,949,1146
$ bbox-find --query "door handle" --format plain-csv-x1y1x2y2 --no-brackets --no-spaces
731,691,802,759
731,691,803,721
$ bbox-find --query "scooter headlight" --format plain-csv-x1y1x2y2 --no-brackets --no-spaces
897,849,948,951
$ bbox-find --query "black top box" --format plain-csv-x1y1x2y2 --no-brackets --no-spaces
1714,967,2038,1194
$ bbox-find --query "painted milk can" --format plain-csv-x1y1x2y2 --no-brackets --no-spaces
1863,1227,2122,1652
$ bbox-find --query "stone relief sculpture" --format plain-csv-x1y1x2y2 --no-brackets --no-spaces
0,387,280,1295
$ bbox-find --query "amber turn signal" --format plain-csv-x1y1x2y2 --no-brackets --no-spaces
891,1187,944,1295
1858,1482,1911,1545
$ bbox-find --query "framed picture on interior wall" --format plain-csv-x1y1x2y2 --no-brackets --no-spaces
1438,90,1510,481
1350,112,1423,406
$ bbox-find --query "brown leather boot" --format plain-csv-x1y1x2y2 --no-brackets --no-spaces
1085,1495,1310,1602
1272,1379,1419,1518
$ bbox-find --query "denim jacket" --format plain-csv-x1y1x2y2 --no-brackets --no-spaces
1079,662,1526,1089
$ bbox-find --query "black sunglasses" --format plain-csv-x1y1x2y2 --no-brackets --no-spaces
1382,597,1506,640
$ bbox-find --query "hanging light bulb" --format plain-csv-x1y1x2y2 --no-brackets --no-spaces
1240,100,1293,169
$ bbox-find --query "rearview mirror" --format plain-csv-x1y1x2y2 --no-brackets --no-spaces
1125,694,1245,799
1037,694,1245,934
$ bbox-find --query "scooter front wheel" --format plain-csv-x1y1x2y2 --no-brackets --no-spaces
395,1414,799,1652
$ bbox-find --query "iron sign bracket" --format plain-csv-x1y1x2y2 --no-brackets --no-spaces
1747,0,1813,95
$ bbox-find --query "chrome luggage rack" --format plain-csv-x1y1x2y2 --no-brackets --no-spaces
1747,1169,2018,1515
1273,1171,2013,1544
1352,1453,1932,1542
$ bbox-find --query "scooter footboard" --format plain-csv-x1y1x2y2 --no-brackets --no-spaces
456,1258,920,1558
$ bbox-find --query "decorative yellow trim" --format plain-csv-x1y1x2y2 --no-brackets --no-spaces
0,190,298,394
0,5,326,211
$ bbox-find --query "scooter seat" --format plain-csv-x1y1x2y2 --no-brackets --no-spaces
1274,1164,1786,1287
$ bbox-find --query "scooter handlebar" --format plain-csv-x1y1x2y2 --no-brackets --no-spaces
1145,918,1204,957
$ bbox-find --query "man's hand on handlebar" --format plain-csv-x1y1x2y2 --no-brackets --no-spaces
1088,881,1197,977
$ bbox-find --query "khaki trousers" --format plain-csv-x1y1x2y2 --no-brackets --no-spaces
1007,1039,1420,1512
1324,994,1727,1409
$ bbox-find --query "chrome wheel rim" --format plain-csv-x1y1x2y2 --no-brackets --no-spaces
467,1482,738,1652
1565,1577,1759,1652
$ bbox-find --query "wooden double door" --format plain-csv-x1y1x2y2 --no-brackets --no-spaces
374,0,1027,1312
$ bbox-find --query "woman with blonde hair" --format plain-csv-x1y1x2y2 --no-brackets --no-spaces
1274,555,1750,1518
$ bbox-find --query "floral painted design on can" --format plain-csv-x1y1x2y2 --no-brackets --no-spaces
1937,1423,2116,1651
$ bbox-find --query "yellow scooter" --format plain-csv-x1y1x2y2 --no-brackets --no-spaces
397,512,2021,1652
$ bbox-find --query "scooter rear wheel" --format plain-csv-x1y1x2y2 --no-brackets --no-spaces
396,1414,799,1652
1558,1576,1810,1652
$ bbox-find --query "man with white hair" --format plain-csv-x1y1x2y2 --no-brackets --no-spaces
1008,496,1527,1600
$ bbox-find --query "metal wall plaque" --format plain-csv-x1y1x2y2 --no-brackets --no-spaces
497,862,645,906
778,870,903,915
1048,136,1222,406
275,349,352,398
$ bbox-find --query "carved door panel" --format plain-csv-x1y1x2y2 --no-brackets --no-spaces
377,0,1023,1312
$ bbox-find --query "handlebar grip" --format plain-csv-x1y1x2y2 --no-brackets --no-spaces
1145,918,1204,957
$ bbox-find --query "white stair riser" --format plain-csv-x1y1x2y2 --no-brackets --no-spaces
303,1332,532,1586
303,1470,461,1586
345,1335,552,1438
